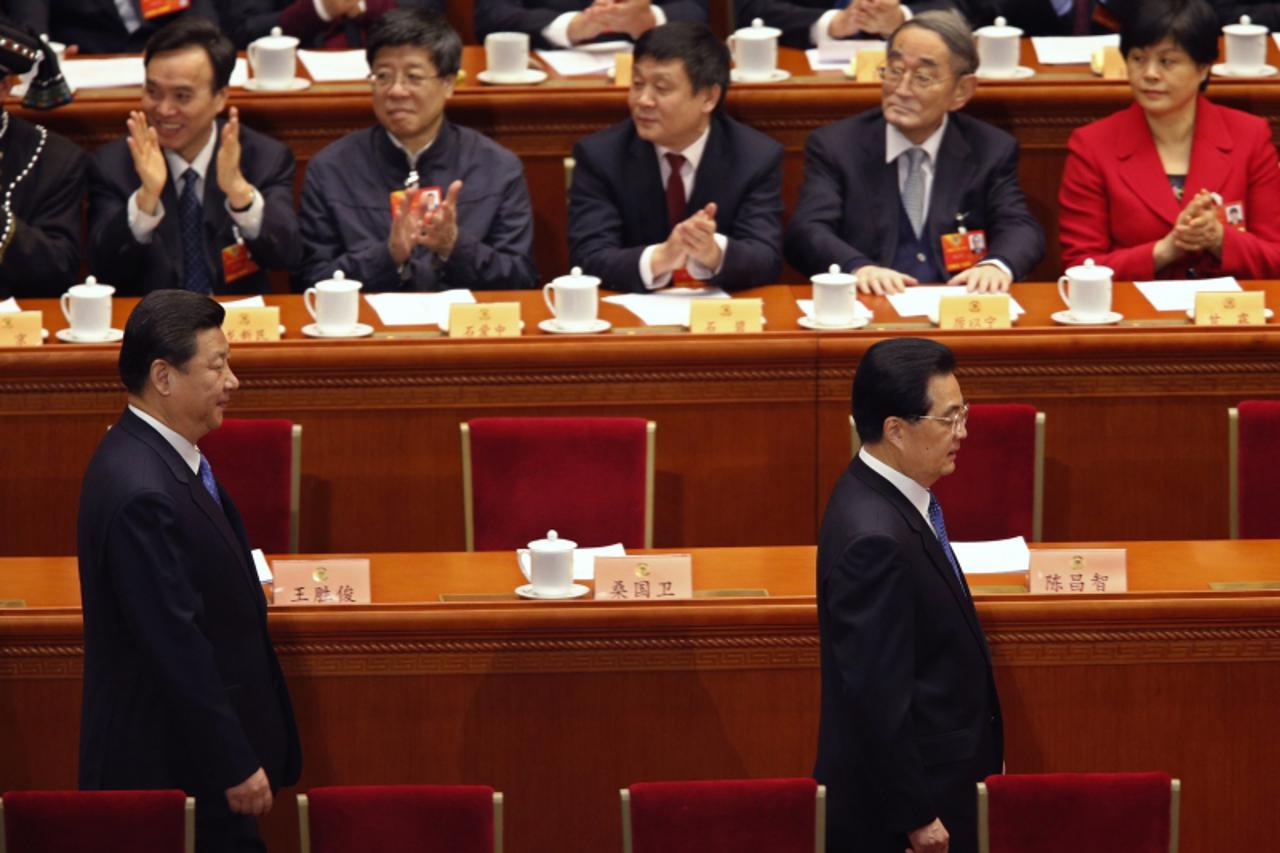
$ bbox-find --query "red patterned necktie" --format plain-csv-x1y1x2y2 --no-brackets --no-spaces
665,152,687,228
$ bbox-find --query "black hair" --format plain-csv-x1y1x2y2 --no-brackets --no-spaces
144,16,236,91
366,9,462,78
633,21,730,107
851,338,956,445
1121,0,1218,90
119,291,226,395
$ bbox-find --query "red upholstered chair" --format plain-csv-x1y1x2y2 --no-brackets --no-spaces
851,404,1045,541
460,417,656,551
199,418,302,553
978,772,1180,853
298,785,502,853
621,778,825,853
0,789,194,853
1229,402,1280,538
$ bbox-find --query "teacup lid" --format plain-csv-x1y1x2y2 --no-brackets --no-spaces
811,263,856,286
1066,257,1113,279
552,266,601,289
528,529,576,552
318,269,362,290
1224,15,1267,35
255,26,300,48
75,274,115,293
975,16,1023,37
736,17,781,38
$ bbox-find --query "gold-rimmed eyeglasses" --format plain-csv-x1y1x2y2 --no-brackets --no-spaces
368,70,445,90
877,64,949,92
912,403,970,433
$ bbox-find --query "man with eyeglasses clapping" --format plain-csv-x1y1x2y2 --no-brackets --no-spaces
784,10,1043,295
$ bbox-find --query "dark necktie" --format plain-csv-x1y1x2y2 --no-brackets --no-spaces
927,492,967,591
179,169,212,294
198,454,223,509
901,147,927,238
665,152,687,229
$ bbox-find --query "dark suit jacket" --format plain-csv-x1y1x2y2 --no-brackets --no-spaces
784,108,1044,281
88,120,301,296
77,408,301,802
815,455,1002,853
219,0,444,49
9,0,220,54
475,0,708,49
568,111,784,292
1212,0,1280,27
1058,97,1280,280
734,0,957,49
958,0,1137,33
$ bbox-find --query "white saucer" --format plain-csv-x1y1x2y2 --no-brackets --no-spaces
976,65,1035,80
516,583,590,600
477,68,547,85
55,328,124,343
798,315,870,331
1185,307,1273,320
242,77,311,91
1211,63,1278,78
301,322,375,338
538,318,611,334
730,68,790,83
1051,310,1123,326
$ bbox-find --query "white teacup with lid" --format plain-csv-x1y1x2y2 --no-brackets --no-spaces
728,18,781,81
485,32,531,82
543,266,600,331
810,264,860,327
304,270,362,334
1223,15,1268,74
1057,258,1114,323
60,275,115,340
248,26,300,90
975,17,1023,78
518,530,576,596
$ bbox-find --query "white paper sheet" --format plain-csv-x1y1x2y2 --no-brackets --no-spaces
603,287,730,326
251,548,274,583
796,298,872,320
1030,34,1120,65
519,543,627,581
952,536,1031,575
1134,277,1241,311
0,298,19,313
61,56,145,89
807,39,884,70
1272,33,1280,53
886,286,1025,318
363,290,475,327
298,49,370,82
537,42,630,76
219,295,266,308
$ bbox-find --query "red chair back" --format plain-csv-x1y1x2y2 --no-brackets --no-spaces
466,417,650,550
1236,401,1280,537
304,785,495,853
932,404,1038,541
2,789,188,853
627,778,818,853
983,772,1174,853
199,418,295,553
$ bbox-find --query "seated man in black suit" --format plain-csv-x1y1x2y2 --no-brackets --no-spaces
785,10,1043,294
8,0,220,55
959,0,1132,35
568,21,783,292
218,0,443,50
736,0,959,50
475,0,707,50
88,17,300,295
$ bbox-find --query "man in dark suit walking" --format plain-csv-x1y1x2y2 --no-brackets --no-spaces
815,337,1001,853
88,17,300,295
77,291,301,853
568,21,783,292
785,10,1043,294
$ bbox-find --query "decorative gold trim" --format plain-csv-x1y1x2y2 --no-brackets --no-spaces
290,424,303,553
1033,412,1046,543
644,421,656,549
297,794,310,853
460,422,474,552
620,789,632,853
493,792,505,853
1229,407,1240,539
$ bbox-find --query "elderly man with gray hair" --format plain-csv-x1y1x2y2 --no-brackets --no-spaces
784,10,1044,296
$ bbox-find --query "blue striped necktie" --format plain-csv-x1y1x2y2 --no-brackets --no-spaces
179,168,213,294
927,492,966,591
198,455,223,509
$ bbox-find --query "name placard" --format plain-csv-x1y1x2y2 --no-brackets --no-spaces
1028,549,1128,594
271,558,372,605
688,298,763,334
938,295,1011,330
854,49,885,82
1193,291,1266,326
221,306,281,343
448,302,521,338
0,311,42,347
594,554,693,601
1096,45,1126,79
614,52,633,87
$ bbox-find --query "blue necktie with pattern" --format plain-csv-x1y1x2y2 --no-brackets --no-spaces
927,492,966,591
179,169,213,294
198,454,223,509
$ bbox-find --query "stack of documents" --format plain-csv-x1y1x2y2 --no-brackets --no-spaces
1030,35,1120,65
363,291,476,327
604,287,730,326
298,49,370,82
952,537,1031,574
537,41,631,77
1134,277,1240,312
886,286,1026,318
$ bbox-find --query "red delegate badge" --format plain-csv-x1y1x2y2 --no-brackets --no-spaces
389,186,442,218
222,242,260,283
139,0,191,20
1216,201,1246,233
940,229,988,273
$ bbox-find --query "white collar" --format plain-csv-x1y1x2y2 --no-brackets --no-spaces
656,123,712,172
859,446,932,525
163,121,218,186
388,132,435,170
129,404,202,475
884,112,948,167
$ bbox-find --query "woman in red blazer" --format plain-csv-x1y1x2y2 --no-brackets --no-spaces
1058,0,1280,280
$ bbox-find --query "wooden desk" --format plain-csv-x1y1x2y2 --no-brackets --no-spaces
1,543,1277,853
4,282,1280,556
10,42,1280,283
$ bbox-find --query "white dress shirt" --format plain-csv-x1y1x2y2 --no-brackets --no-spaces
543,4,668,48
859,446,936,535
811,4,913,48
128,404,202,476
